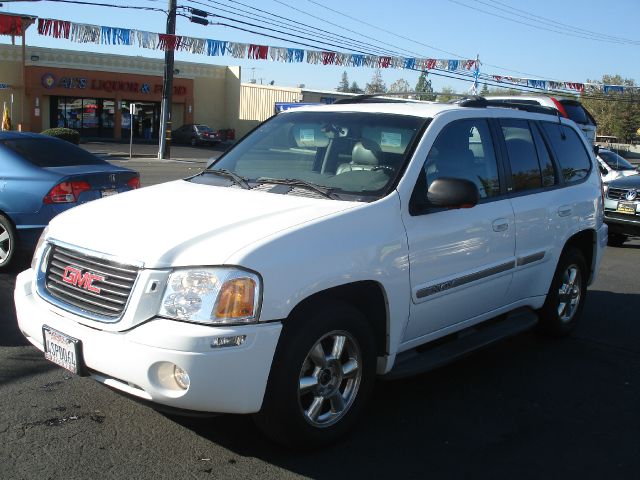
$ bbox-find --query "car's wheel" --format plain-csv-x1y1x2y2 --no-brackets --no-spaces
190,137,198,147
607,233,627,247
0,214,17,270
537,248,587,336
254,300,376,448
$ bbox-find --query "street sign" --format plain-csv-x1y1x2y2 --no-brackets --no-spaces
130,103,137,115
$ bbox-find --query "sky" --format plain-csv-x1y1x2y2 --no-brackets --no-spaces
1,0,639,94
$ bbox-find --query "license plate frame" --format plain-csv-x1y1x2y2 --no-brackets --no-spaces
42,326,83,375
616,201,637,215
101,188,118,198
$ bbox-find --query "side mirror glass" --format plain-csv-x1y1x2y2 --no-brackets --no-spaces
427,177,480,209
593,144,600,155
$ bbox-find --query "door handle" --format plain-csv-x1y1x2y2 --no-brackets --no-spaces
558,205,572,217
492,219,509,232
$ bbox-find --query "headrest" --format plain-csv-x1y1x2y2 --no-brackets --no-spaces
351,139,381,166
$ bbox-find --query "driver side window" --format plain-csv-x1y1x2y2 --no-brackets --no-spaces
417,118,501,204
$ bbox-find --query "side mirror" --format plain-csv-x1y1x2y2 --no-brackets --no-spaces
593,144,600,155
427,177,480,209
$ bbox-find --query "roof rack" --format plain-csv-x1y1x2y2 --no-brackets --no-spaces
332,94,417,105
455,96,559,116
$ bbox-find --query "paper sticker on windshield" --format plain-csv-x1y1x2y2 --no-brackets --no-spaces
381,132,401,148
299,129,315,142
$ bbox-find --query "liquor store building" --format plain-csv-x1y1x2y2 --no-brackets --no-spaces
0,44,241,140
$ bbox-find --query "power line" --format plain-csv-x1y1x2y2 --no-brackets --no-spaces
0,0,166,12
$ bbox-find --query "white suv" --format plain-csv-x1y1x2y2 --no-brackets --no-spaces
15,97,607,447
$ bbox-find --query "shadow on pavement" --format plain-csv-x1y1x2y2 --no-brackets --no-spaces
171,289,640,478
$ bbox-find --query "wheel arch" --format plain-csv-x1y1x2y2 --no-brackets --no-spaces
563,229,596,283
286,280,389,357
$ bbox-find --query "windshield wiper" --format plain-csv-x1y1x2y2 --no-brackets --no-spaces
255,177,338,199
202,168,250,189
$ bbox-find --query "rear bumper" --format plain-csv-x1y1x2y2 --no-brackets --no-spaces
590,223,608,285
15,268,282,414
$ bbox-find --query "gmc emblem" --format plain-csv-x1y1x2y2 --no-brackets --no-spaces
62,266,105,294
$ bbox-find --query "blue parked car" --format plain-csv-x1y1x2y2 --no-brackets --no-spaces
0,132,140,269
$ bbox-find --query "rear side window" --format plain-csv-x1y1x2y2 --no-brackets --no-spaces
558,101,596,126
541,122,591,184
1,137,104,167
501,119,544,192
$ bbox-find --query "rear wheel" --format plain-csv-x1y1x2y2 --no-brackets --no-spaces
0,214,16,270
254,300,376,448
537,248,587,336
607,233,627,247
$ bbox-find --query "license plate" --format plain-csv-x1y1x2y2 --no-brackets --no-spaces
43,326,81,375
101,189,118,198
616,201,637,215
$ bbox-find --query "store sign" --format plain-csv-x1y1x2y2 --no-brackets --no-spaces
40,73,187,95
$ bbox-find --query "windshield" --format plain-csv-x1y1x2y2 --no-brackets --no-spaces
204,110,426,200
195,125,213,132
1,137,105,167
599,150,636,171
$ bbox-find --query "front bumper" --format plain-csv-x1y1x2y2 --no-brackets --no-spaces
604,211,640,236
14,269,282,414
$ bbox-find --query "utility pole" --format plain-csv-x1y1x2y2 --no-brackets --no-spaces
158,0,176,159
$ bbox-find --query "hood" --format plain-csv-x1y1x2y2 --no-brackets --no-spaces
46,180,358,268
608,173,640,189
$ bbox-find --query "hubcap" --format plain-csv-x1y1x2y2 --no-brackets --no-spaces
557,264,582,323
0,224,11,264
298,330,362,428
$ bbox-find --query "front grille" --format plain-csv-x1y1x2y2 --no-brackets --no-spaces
608,187,632,200
45,245,139,320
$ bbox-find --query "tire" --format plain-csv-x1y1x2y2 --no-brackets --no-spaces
0,214,16,270
607,233,627,247
190,137,198,147
254,300,376,448
537,248,587,337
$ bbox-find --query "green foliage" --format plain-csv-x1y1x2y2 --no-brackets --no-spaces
349,81,364,94
480,83,489,96
41,127,81,145
437,86,457,103
414,71,436,101
337,71,350,93
580,75,640,143
389,78,411,98
365,69,387,94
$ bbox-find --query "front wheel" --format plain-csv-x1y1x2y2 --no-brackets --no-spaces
0,214,16,270
607,233,627,247
254,300,376,448
537,248,587,336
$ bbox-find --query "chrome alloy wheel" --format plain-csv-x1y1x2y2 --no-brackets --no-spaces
298,330,362,428
557,264,582,323
0,223,11,264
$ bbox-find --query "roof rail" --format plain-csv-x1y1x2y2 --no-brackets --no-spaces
332,93,423,105
455,96,559,116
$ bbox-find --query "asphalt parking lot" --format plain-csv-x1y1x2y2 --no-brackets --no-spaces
1,156,639,479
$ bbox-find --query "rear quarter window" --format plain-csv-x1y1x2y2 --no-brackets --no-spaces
541,122,591,184
1,137,105,167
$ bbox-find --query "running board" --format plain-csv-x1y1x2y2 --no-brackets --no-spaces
383,308,538,381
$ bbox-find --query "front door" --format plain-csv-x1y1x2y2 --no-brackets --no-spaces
401,118,516,343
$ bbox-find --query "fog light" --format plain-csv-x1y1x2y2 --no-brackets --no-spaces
173,365,190,390
211,335,246,348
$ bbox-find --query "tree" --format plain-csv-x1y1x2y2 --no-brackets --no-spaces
437,86,456,103
365,69,386,94
337,71,350,93
580,74,640,143
389,78,411,98
349,81,364,94
414,71,436,101
480,83,489,96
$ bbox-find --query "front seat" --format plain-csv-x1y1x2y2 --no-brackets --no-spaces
336,139,381,174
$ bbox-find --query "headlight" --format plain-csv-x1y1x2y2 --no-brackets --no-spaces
159,268,261,325
31,226,49,270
